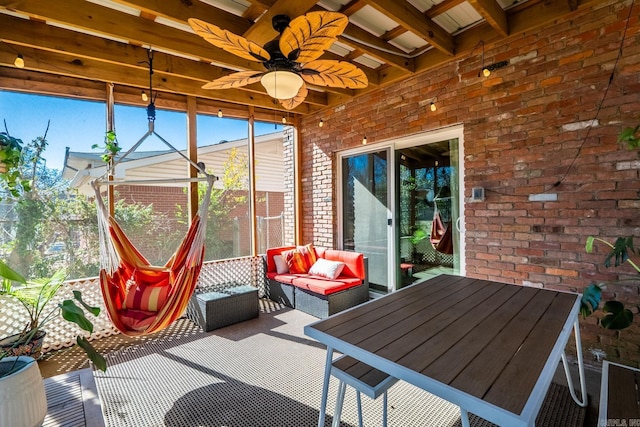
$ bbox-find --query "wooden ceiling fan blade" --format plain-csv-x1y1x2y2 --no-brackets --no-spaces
301,60,368,89
279,11,348,64
280,84,308,110
188,18,270,63
201,71,264,90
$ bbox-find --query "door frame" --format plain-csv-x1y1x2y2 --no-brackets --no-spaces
337,124,466,292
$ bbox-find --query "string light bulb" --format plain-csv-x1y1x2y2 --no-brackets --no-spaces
482,67,491,77
14,54,24,68
362,136,367,145
430,102,437,112
217,109,223,118
282,116,287,124
141,90,148,102
319,119,323,128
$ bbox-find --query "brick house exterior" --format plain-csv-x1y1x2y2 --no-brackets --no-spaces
289,0,640,365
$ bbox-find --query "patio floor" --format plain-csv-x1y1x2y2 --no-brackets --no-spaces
38,298,601,426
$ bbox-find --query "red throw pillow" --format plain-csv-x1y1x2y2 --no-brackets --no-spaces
298,243,317,269
282,249,308,274
122,279,170,312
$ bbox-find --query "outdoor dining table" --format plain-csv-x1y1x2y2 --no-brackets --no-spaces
304,274,588,427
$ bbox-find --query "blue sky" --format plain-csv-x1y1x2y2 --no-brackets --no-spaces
0,91,282,171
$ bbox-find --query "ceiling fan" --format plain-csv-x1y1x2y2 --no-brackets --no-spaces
188,11,368,110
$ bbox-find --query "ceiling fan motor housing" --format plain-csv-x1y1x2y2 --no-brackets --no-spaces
263,39,300,72
272,14,291,33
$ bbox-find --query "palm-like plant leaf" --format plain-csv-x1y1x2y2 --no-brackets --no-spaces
301,60,368,88
188,18,270,63
202,71,265,90
601,300,633,329
605,236,634,268
279,84,308,110
280,12,348,63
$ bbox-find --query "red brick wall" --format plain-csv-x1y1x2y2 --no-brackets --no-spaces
116,186,285,256
116,185,187,220
299,0,640,365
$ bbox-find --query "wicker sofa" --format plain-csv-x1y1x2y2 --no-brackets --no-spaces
264,245,369,318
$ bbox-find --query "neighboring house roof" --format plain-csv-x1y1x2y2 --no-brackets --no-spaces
64,132,285,196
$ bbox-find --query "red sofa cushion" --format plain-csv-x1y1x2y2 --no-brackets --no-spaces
267,272,302,285
291,276,362,296
266,246,296,273
323,249,365,280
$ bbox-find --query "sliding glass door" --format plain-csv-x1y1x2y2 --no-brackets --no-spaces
338,126,464,295
340,148,391,293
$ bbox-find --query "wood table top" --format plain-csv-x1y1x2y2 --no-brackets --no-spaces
305,275,581,425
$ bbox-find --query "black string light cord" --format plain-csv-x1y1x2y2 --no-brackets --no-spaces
485,0,635,198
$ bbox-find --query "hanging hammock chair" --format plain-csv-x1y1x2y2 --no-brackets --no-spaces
92,90,217,335
93,174,214,336
430,198,454,255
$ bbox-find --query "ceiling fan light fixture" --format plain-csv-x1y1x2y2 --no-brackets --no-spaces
261,70,303,100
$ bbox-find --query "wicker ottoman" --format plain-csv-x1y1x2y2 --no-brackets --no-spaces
188,285,259,331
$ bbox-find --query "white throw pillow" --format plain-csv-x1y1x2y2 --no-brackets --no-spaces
309,258,345,280
273,254,289,274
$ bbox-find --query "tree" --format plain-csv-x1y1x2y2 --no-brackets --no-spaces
177,147,250,260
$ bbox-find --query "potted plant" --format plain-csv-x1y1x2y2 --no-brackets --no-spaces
580,235,637,330
0,261,106,427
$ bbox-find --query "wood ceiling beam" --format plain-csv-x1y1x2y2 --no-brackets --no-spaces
0,13,331,105
0,44,320,113
379,0,465,45
362,0,454,56
0,67,110,102
0,14,224,85
0,0,264,74
339,25,414,72
243,4,267,22
109,0,253,35
305,5,413,74
425,0,466,17
411,0,603,76
0,67,297,123
467,0,508,37
339,0,367,16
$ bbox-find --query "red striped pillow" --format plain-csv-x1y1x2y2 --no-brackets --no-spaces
123,282,170,312
298,243,317,270
282,249,308,274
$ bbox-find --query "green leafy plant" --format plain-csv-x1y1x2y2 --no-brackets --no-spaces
618,124,640,149
91,130,121,163
0,261,106,373
580,236,637,330
0,132,32,199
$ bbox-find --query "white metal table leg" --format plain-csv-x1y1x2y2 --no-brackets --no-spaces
356,391,364,427
561,317,588,407
332,381,347,427
318,347,334,427
460,408,471,427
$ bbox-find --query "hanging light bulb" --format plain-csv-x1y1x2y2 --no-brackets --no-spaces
430,102,437,112
362,136,367,145
319,119,324,128
217,109,223,118
14,54,24,68
482,67,491,77
141,90,148,102
282,116,287,124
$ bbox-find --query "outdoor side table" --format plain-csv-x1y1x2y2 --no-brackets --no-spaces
188,285,259,331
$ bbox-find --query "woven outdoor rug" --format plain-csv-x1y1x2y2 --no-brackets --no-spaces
93,299,586,427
